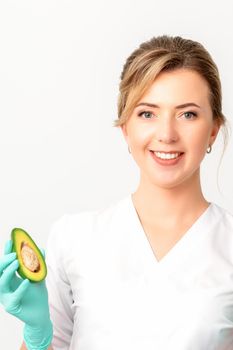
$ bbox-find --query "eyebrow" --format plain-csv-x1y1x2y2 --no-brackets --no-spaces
135,102,201,109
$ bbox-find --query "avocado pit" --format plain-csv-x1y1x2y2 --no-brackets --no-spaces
21,242,40,273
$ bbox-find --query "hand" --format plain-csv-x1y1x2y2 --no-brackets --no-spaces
0,240,53,350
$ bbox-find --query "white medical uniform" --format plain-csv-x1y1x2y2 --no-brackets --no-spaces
46,193,233,350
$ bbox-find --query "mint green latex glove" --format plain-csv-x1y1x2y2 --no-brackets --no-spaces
0,240,53,350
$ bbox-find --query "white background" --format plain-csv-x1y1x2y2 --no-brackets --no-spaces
0,0,233,348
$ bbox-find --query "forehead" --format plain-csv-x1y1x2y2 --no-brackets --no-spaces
138,68,210,107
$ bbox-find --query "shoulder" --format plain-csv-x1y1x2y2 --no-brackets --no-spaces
47,194,130,248
212,202,233,228
210,203,233,256
47,210,97,248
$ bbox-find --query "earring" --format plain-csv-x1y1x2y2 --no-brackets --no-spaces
128,145,131,154
206,144,212,154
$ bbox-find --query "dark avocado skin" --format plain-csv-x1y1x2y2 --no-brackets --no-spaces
11,228,47,283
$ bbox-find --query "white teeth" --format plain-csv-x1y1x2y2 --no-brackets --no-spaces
154,152,180,159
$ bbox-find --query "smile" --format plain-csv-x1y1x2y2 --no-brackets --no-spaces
149,150,185,166
153,151,182,159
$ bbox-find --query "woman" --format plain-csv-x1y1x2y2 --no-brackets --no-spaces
0,34,233,350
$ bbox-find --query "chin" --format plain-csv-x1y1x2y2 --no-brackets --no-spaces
148,175,190,190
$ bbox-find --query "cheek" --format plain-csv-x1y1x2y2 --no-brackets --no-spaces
129,126,151,148
185,124,210,149
185,130,210,164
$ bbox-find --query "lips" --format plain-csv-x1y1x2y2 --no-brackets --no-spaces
149,150,185,165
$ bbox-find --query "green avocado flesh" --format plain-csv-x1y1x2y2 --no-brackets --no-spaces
11,228,47,282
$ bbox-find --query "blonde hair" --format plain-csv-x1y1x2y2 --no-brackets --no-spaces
113,34,231,192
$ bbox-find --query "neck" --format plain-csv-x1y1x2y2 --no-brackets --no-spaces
132,169,210,229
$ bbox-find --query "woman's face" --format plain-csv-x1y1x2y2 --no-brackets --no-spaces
121,68,220,189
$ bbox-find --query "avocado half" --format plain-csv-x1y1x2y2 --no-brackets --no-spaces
11,228,47,283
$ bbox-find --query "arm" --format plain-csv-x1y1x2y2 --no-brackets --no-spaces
45,214,74,348
20,342,53,350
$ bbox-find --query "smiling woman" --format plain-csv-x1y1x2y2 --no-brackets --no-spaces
1,34,233,350
113,36,229,174
112,35,230,222
119,67,220,191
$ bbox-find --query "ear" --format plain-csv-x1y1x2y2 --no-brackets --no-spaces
120,124,129,143
209,119,221,146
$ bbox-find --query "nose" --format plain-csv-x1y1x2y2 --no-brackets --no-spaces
155,116,179,143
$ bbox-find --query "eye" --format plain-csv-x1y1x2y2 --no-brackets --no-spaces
137,110,198,120
182,111,198,120
137,110,155,119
